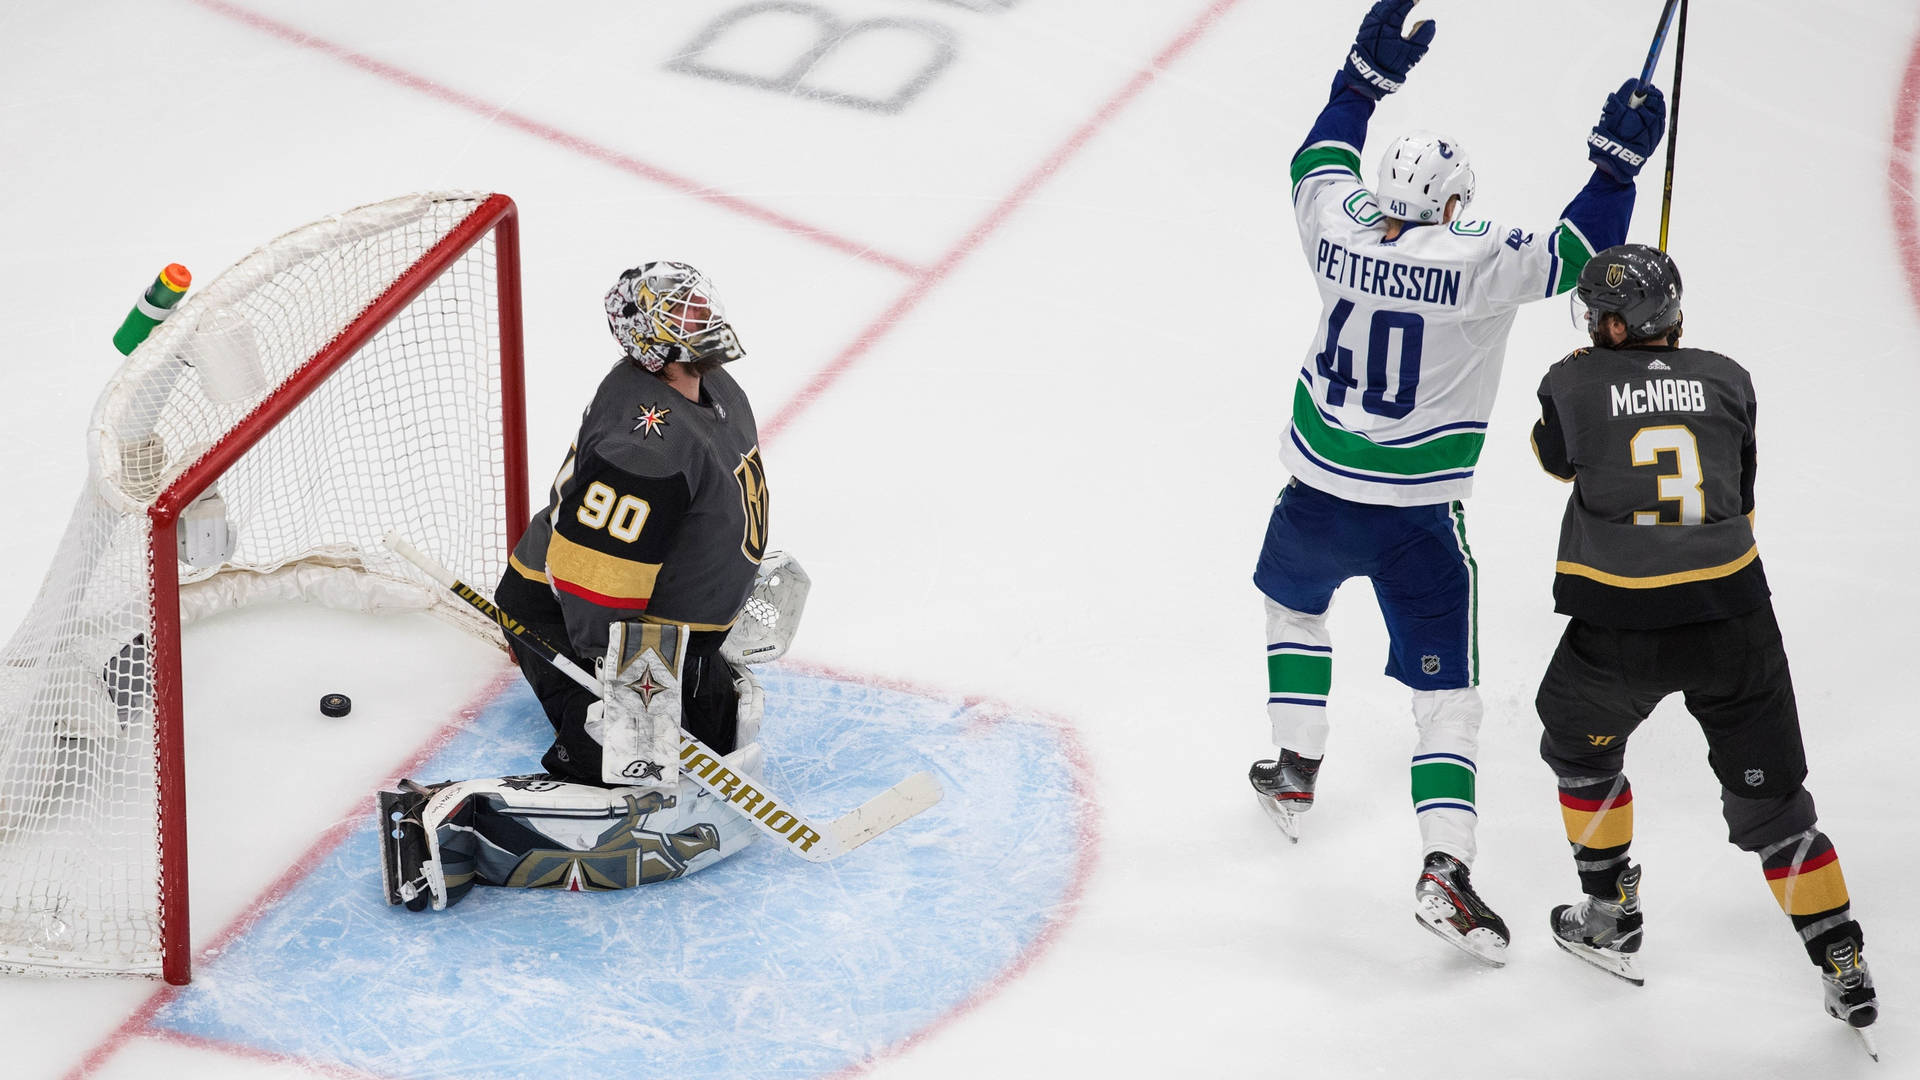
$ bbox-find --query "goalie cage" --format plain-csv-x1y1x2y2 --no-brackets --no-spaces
0,192,528,984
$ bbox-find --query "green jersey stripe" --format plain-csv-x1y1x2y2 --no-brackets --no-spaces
1291,143,1362,193
1553,218,1599,295
1291,381,1486,477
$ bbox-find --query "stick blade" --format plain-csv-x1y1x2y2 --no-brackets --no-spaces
811,771,945,860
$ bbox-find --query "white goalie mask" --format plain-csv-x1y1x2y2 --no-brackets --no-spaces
605,261,745,372
1375,132,1476,225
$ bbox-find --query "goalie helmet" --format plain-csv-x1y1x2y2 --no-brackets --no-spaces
1376,131,1475,224
604,261,746,373
1573,243,1683,342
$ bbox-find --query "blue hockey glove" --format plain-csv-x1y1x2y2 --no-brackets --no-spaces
1342,0,1436,100
1587,79,1667,180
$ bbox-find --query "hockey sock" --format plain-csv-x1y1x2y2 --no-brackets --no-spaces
1264,598,1333,756
1558,774,1634,897
1410,687,1481,862
1758,829,1862,966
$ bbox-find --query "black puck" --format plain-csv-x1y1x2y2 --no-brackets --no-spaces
320,693,352,718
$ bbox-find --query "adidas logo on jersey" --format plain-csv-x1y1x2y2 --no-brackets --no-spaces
1646,359,1670,370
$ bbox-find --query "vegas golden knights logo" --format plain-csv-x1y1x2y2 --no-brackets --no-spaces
1605,263,1626,288
734,447,770,563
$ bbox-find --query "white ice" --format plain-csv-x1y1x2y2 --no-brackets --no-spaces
2,0,1916,1077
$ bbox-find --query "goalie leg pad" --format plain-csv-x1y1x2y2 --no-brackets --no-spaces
392,773,759,907
732,663,764,749
378,783,446,912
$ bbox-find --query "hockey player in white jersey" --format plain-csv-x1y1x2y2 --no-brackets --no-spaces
1247,0,1666,965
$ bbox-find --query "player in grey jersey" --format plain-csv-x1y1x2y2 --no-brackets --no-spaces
374,262,788,912
1531,244,1877,1047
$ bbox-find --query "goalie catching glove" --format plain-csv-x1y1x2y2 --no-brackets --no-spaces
722,550,809,666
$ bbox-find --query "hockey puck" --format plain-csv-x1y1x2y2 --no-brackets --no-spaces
319,693,352,718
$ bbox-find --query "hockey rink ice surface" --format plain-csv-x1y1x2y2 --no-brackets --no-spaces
3,1,1919,1077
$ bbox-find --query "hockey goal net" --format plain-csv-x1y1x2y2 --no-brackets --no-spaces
0,192,527,984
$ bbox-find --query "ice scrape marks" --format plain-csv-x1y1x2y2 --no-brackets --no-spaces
146,667,1093,1080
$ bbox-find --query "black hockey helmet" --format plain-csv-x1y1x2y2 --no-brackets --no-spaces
1574,244,1682,342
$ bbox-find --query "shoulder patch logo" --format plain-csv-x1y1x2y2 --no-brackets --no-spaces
632,403,671,439
1646,358,1671,371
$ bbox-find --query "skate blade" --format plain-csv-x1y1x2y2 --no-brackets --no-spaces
1253,792,1302,843
1551,933,1645,986
1851,1024,1879,1062
1413,896,1507,968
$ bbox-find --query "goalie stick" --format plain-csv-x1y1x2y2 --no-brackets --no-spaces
383,532,943,862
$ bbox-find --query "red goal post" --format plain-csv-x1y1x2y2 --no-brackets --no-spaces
0,192,528,984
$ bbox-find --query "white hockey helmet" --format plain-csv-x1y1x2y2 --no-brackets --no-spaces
1375,132,1476,224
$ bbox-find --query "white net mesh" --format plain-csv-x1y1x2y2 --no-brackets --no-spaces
0,192,517,976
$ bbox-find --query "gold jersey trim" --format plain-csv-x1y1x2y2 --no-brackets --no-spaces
508,552,549,583
1555,544,1758,589
547,532,662,607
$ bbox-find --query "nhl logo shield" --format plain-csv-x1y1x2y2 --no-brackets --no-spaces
1744,768,1765,787
1606,263,1626,287
1421,655,1441,676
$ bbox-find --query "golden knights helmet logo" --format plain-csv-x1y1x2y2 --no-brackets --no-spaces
1605,262,1627,288
734,447,770,563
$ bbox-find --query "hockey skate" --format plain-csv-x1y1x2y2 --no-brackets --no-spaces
1413,852,1510,966
1248,750,1321,843
1820,938,1879,1061
377,781,443,912
1550,863,1644,986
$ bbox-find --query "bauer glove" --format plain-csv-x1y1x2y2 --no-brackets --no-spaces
1342,0,1435,100
1587,78,1667,180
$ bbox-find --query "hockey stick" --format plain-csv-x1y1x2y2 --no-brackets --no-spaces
1657,0,1689,251
383,532,944,862
1628,0,1682,107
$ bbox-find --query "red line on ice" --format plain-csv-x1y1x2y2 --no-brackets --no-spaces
61,666,520,1080
182,0,923,279
1893,25,1920,317
762,0,1248,442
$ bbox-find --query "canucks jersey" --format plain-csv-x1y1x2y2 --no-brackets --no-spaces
510,361,769,659
1532,344,1769,629
1281,77,1635,506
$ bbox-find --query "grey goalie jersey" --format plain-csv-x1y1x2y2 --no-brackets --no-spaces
1531,344,1770,629
510,362,769,659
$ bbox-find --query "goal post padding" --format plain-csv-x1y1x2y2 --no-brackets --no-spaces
0,191,527,984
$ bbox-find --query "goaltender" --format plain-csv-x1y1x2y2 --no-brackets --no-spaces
377,261,802,911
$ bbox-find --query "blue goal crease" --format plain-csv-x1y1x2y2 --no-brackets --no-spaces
150,668,1087,1080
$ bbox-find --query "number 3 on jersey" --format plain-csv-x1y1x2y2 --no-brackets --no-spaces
1629,425,1704,525
1315,300,1425,419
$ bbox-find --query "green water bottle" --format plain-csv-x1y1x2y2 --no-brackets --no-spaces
111,263,192,356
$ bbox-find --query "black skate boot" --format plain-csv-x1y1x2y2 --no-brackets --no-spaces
377,781,444,912
1248,749,1321,843
1551,863,1644,986
1820,938,1879,1059
1413,851,1510,966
